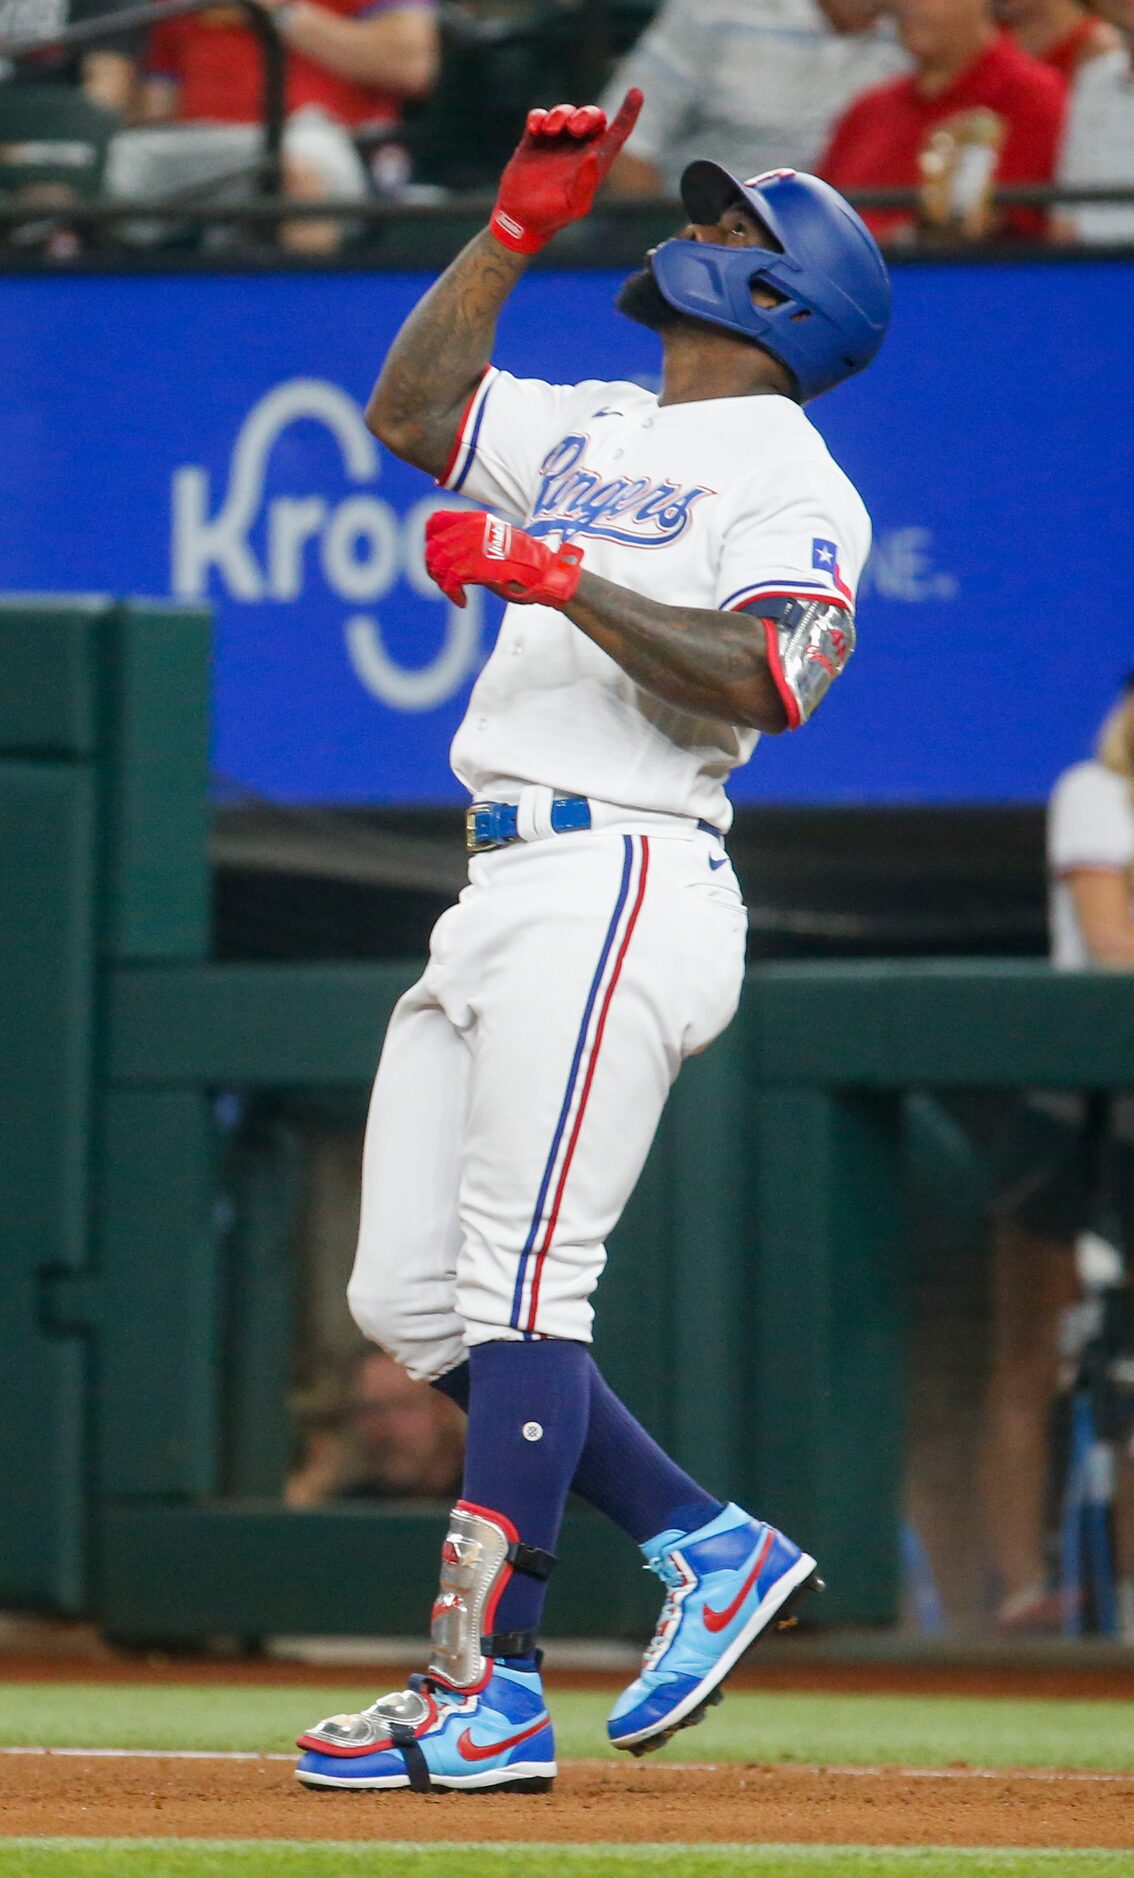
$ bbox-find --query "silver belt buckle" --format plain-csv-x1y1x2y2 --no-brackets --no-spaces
465,806,482,853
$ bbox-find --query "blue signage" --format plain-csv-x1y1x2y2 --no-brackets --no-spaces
0,260,1129,804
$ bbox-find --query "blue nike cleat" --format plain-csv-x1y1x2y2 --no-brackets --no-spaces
608,1501,821,1755
295,1663,556,1792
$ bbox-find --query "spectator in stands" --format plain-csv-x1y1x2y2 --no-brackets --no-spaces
979,673,1134,1633
0,0,137,110
600,0,907,198
1049,681,1134,971
819,0,1067,244
106,0,438,251
1058,0,1134,242
999,0,1120,78
286,1348,464,1505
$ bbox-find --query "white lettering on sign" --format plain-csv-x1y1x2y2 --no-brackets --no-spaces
171,378,483,712
860,528,959,603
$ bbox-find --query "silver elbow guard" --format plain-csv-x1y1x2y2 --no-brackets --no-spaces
759,596,856,728
428,1501,554,1691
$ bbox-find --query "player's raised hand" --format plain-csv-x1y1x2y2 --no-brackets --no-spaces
490,88,644,255
425,510,584,609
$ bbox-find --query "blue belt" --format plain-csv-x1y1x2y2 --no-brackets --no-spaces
466,796,592,852
466,798,722,854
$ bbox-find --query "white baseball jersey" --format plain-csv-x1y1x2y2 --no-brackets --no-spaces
442,366,872,831
1048,760,1134,968
349,364,871,1374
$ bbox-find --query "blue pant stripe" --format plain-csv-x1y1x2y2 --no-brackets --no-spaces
508,835,635,1330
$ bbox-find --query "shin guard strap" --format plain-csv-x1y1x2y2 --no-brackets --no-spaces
389,1722,432,1793
509,1542,555,1580
482,1626,539,1659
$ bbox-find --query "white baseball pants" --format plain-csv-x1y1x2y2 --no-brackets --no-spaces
347,826,748,1381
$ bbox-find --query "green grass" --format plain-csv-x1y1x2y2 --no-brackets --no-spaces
2,1848,1134,1878
3,1684,1134,1771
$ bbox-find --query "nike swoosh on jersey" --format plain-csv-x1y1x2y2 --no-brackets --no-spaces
708,855,727,871
456,1714,550,1762
701,1530,775,1633
591,407,623,418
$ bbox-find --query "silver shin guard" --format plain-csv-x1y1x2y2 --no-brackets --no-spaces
428,1502,514,1690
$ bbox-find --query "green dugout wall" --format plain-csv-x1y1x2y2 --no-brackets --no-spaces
0,597,210,1618
3,597,1133,1644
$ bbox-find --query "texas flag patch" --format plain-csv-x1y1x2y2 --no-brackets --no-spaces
812,537,853,604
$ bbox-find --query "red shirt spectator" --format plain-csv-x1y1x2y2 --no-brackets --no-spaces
998,0,1120,80
1042,11,1119,74
820,24,1066,241
147,0,432,129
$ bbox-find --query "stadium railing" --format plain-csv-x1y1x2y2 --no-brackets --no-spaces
0,0,287,195
3,0,1134,257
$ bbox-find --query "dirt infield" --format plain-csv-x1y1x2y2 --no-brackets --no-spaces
3,1752,1134,1848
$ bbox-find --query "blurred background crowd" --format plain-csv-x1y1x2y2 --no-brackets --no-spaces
2,0,1134,253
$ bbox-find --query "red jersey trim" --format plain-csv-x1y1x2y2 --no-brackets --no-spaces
758,618,801,732
439,365,492,490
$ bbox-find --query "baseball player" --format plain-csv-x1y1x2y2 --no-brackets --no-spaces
297,88,889,1794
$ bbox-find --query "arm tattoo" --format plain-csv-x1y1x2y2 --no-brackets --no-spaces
366,230,529,477
565,570,789,734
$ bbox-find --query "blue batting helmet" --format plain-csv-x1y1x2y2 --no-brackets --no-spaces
650,163,891,402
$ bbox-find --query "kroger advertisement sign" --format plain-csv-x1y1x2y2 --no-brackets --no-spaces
1,260,1129,803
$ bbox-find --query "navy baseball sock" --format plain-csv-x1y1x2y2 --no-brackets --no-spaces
461,1338,590,1652
572,1358,723,1545
436,1354,722,1549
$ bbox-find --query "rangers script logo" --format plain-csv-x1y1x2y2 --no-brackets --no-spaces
528,433,713,550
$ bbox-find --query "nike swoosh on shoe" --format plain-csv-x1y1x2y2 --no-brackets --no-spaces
701,1529,775,1633
456,1715,550,1762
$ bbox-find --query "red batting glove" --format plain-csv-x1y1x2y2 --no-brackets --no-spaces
490,88,644,255
425,510,584,609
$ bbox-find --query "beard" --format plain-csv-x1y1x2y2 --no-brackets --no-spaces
614,260,686,333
